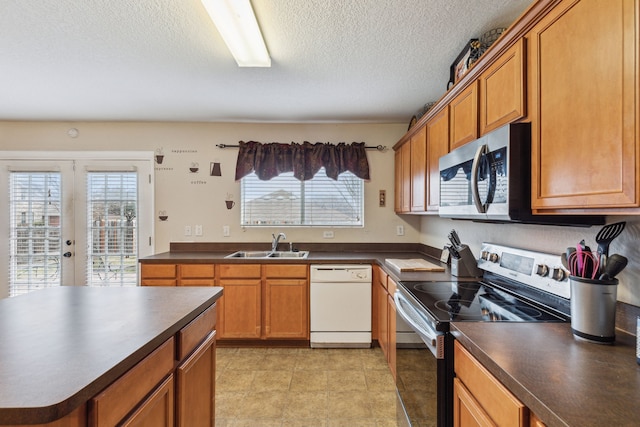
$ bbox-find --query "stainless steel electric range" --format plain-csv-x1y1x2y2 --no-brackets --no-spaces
393,243,571,427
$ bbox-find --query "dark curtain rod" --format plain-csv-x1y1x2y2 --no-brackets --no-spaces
215,143,387,151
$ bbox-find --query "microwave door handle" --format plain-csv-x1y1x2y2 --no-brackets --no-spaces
470,144,489,213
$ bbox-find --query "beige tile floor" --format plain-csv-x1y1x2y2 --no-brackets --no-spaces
215,346,400,427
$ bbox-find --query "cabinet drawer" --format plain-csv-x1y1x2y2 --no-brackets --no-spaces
89,338,175,426
219,264,261,278
264,264,308,278
376,266,388,290
141,279,177,287
178,279,214,287
387,277,397,296
179,264,214,278
454,341,526,426
177,304,217,360
141,264,177,278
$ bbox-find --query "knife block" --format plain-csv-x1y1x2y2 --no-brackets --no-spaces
450,245,482,278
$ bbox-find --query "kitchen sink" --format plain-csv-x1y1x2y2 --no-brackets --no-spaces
268,251,309,258
224,250,309,259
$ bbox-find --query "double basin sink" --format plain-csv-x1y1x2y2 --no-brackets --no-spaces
225,250,309,259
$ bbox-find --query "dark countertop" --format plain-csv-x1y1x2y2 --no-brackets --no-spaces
140,249,455,283
452,322,640,427
0,286,223,425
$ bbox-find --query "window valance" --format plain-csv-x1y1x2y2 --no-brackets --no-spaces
234,141,370,181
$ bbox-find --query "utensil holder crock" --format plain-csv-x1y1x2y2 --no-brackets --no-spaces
570,275,618,344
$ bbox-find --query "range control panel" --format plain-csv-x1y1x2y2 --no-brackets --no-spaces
477,243,570,299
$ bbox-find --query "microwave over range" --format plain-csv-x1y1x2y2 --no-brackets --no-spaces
438,122,603,226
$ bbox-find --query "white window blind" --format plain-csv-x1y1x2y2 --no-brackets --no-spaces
86,172,138,286
9,172,62,297
241,168,363,227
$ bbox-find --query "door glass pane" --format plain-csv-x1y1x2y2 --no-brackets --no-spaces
87,172,138,286
9,172,62,296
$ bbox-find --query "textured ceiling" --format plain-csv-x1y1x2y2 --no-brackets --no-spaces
0,0,532,123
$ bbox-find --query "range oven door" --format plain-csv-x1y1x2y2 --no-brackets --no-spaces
394,287,453,427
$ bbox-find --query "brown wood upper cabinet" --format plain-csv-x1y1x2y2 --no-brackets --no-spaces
426,107,450,211
529,0,639,212
394,141,412,213
410,126,427,212
479,38,526,136
449,81,478,151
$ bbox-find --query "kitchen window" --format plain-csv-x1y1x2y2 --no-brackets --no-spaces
240,168,364,227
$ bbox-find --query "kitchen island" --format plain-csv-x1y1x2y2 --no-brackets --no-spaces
0,286,223,426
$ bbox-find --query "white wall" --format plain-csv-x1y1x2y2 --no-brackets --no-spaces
2,120,636,307
420,215,640,307
0,121,420,253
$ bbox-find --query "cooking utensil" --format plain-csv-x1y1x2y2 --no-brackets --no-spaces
599,254,628,280
448,229,462,250
569,248,599,279
561,252,569,269
595,221,626,273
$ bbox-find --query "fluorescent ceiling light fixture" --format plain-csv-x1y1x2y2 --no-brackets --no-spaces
201,0,271,67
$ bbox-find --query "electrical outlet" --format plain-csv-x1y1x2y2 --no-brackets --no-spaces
184,225,192,236
323,230,334,239
396,225,404,236
223,225,230,237
379,189,386,207
195,225,203,236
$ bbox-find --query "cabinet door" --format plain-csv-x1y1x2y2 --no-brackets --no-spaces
401,142,411,212
453,378,496,427
529,0,638,210
120,375,174,427
454,342,526,426
387,293,397,381
449,81,478,150
410,126,427,212
176,331,216,427
264,279,309,339
377,281,389,359
426,107,450,211
218,279,261,339
479,38,525,135
394,148,403,212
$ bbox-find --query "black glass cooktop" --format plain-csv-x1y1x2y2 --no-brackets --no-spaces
399,280,567,324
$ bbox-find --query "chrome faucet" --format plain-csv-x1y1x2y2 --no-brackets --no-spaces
271,232,286,252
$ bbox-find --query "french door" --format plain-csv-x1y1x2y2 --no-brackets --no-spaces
0,152,154,298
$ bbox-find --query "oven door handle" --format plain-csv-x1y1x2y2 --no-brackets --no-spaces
394,290,444,359
470,143,489,213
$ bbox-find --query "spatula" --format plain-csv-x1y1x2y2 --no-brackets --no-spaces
595,221,626,271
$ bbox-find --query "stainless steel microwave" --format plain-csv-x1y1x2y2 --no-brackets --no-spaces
438,123,602,226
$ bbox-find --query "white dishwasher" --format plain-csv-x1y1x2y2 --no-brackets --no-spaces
310,264,372,348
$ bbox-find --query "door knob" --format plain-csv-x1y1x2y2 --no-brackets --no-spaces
63,252,72,258
66,240,73,246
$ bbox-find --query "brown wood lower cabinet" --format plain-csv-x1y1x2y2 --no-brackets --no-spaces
89,304,217,426
454,341,547,427
218,264,309,341
120,375,174,427
375,265,396,380
176,331,216,426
